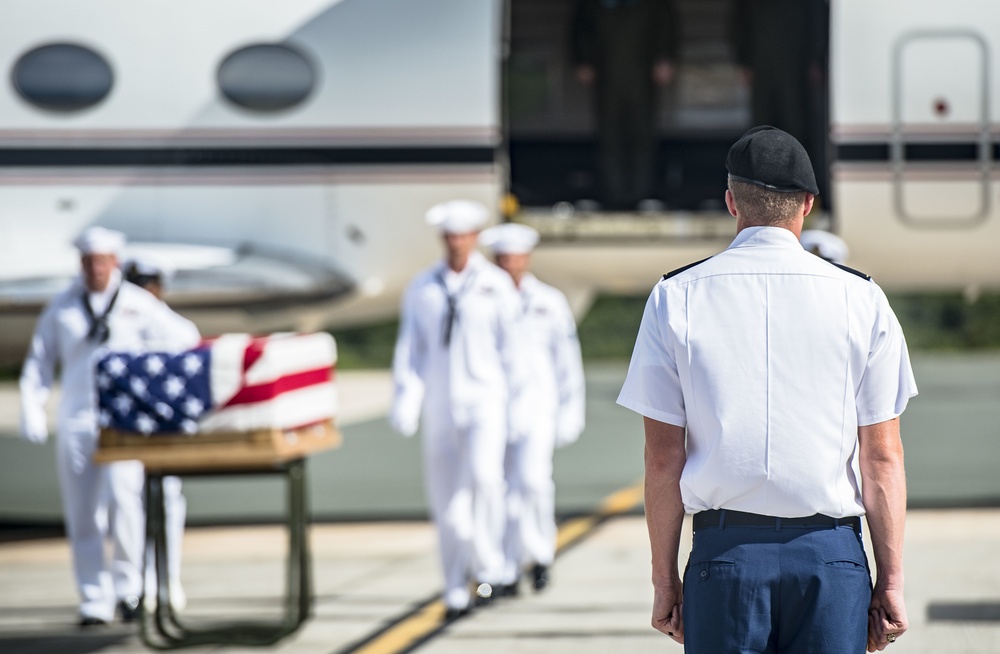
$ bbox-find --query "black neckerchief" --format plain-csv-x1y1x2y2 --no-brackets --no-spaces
81,283,120,344
435,265,477,346
517,278,533,317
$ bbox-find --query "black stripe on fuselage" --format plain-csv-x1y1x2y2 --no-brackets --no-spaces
5,142,992,167
0,146,496,167
836,142,1000,162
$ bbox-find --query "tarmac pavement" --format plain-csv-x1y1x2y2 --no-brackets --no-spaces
1,510,1000,653
2,359,1000,653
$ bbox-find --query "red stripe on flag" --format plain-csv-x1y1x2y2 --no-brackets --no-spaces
222,367,332,407
243,338,268,373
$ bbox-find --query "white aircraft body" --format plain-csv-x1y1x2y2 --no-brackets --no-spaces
0,0,502,363
830,0,1000,292
0,0,998,365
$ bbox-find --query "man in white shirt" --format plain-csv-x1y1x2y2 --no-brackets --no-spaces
20,227,200,626
123,254,201,611
618,127,916,652
479,223,586,596
390,200,529,619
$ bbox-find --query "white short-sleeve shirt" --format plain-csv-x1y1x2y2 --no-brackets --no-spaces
617,226,917,518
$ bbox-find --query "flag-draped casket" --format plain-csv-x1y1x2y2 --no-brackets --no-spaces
94,333,339,470
98,332,338,434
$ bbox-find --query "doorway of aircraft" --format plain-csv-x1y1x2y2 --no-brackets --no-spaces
503,0,831,213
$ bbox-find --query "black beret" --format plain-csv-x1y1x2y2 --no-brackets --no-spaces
726,125,819,195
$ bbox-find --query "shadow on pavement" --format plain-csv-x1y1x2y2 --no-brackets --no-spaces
0,631,137,654
928,601,1000,622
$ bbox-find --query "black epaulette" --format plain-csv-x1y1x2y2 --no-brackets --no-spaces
663,257,712,281
831,262,872,281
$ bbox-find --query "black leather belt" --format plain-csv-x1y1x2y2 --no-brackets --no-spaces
693,509,861,531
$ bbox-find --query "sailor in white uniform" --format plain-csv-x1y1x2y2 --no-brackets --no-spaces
19,227,200,626
799,228,849,264
123,254,201,611
479,223,586,596
390,200,530,618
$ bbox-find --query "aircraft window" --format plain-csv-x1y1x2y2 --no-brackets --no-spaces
12,43,114,111
217,44,316,111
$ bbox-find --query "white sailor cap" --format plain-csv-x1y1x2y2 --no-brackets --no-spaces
479,223,539,255
122,253,175,280
425,199,489,234
800,229,849,264
73,226,126,255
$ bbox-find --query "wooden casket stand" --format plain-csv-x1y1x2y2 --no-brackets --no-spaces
95,421,341,649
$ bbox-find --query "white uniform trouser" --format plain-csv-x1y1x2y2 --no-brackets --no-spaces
145,476,187,608
57,429,145,621
502,426,557,584
423,414,507,610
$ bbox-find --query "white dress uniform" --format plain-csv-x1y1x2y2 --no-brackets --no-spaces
617,226,917,519
501,272,585,584
124,256,201,609
20,233,199,623
479,222,587,588
800,229,849,264
391,227,529,610
143,302,200,610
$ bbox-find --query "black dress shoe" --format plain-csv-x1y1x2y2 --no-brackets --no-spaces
531,564,551,592
79,616,109,628
444,605,470,621
117,595,143,623
474,582,493,607
500,581,520,598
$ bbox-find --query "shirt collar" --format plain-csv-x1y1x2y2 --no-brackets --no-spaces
518,272,538,290
728,225,802,251
437,250,485,279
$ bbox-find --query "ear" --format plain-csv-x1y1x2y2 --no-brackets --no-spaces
802,193,815,218
725,189,738,217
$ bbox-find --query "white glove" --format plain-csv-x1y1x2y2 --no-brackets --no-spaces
389,405,419,438
20,408,49,444
508,412,532,443
554,416,584,448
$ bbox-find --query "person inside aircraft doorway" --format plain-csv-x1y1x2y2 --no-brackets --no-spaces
572,0,680,211
730,0,830,198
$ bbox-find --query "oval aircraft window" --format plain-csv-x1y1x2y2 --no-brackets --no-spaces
217,44,316,111
12,43,114,111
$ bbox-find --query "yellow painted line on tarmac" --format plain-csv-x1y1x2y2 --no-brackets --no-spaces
554,515,599,552
599,480,645,516
555,479,644,553
337,478,645,654
349,601,447,654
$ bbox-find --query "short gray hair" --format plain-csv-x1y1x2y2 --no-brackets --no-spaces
728,178,807,226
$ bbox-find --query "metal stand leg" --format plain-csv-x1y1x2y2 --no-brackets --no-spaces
286,459,313,627
140,459,313,649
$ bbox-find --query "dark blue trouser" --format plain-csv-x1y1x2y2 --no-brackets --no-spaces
683,519,872,653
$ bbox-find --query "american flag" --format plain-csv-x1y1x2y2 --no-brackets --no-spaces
97,349,212,435
97,333,337,436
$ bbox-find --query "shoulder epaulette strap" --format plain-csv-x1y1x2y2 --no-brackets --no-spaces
663,256,712,281
832,262,872,281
